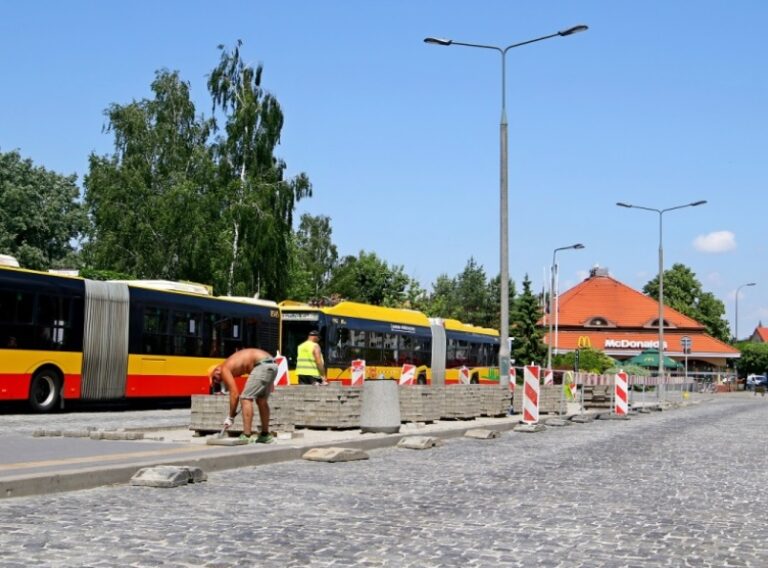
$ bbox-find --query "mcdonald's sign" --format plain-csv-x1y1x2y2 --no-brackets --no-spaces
577,336,592,349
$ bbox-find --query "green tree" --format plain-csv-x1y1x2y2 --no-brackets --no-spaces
208,40,311,298
84,71,215,283
0,150,86,269
289,214,338,301
327,251,413,306
555,347,615,373
510,274,547,366
643,263,730,342
424,259,510,329
734,342,768,378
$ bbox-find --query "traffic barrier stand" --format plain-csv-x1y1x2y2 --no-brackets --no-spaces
523,365,540,424
350,359,365,386
272,355,289,391
458,366,470,385
543,369,554,386
614,371,628,415
399,364,416,386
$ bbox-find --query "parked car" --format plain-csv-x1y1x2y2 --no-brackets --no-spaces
746,375,767,388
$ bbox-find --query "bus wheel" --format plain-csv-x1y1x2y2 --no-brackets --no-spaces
417,373,427,385
29,368,61,413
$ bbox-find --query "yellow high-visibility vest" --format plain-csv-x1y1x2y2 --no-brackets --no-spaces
297,340,320,375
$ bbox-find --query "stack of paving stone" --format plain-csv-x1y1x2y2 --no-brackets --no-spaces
189,392,295,435
472,385,511,417
512,385,562,415
441,385,482,420
288,384,362,429
583,385,612,408
398,385,443,423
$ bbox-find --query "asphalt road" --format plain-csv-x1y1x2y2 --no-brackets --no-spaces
1,394,766,567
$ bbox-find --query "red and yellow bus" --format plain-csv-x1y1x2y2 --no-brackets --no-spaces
0,262,279,412
279,301,499,385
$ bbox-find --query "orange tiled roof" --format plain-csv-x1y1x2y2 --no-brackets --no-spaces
552,273,702,329
755,327,768,342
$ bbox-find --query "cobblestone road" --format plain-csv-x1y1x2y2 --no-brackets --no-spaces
1,395,767,567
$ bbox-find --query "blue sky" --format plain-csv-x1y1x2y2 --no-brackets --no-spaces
1,1,766,338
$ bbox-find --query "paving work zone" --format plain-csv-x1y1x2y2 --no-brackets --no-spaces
0,392,711,500
1,393,766,567
0,412,530,499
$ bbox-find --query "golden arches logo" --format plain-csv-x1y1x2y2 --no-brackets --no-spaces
577,336,592,349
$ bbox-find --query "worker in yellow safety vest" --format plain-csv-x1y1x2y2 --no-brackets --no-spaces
297,330,327,385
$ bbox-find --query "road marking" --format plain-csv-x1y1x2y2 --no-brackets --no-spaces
0,445,214,472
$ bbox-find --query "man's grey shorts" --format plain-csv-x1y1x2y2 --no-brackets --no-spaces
241,361,278,400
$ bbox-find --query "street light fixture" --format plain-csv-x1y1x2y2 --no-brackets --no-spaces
547,243,585,370
735,282,756,342
616,200,707,391
425,25,588,387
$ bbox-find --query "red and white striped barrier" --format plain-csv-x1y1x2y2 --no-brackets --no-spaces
350,359,365,386
614,371,628,416
399,364,416,386
458,366,470,385
273,355,289,389
523,365,540,424
509,367,517,391
543,369,554,386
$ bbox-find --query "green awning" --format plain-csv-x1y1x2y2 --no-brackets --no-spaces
625,349,681,370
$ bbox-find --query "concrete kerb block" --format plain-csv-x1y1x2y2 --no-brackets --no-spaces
62,430,92,438
397,436,442,450
596,413,630,421
543,418,572,427
206,436,248,446
302,447,370,463
130,466,207,488
464,429,502,440
514,423,547,433
570,414,595,424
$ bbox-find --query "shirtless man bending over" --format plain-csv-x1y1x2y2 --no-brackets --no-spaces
210,348,277,443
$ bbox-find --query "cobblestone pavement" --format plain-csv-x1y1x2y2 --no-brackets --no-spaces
1,395,767,567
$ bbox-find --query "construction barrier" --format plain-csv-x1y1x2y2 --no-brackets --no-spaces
614,371,628,415
350,359,365,387
399,364,416,386
523,365,540,424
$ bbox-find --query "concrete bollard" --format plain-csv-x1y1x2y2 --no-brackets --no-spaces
360,379,401,434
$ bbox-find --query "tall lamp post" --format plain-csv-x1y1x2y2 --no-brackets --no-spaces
735,282,756,342
547,243,585,370
616,200,707,392
425,24,588,388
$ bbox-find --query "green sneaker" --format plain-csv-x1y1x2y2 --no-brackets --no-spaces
255,433,275,444
238,434,253,442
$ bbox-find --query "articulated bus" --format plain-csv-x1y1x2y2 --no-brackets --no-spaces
279,301,500,385
0,262,279,412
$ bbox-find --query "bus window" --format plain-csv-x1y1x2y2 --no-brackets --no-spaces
172,311,202,356
142,306,170,354
412,336,431,367
349,329,366,361
397,334,413,365
381,333,399,366
37,295,71,350
0,290,32,348
365,331,383,365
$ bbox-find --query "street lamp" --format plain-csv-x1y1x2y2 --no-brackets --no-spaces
616,200,707,390
425,25,588,388
547,243,585,370
735,282,756,342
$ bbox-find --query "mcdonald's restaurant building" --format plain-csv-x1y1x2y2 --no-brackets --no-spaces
541,267,739,374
